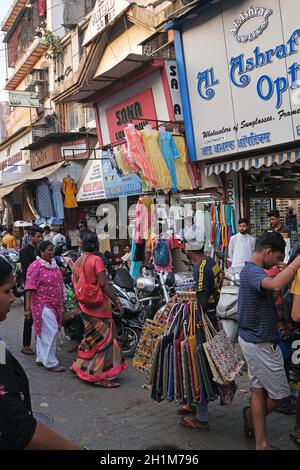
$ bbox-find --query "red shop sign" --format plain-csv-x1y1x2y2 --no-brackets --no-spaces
106,88,157,143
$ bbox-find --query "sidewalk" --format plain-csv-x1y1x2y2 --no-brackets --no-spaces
1,302,297,450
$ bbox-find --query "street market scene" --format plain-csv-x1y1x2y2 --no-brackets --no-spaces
0,0,300,453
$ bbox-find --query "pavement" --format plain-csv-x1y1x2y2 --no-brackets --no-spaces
1,300,298,451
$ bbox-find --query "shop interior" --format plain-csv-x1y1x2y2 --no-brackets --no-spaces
244,163,300,246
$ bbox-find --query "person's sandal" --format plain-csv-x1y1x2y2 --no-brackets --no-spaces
93,380,120,388
21,347,35,355
177,405,197,415
178,416,209,431
243,406,255,440
47,365,65,372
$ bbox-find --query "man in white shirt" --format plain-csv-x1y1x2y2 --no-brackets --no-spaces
228,218,255,269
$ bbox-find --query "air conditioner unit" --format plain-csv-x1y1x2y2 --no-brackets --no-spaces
25,69,45,89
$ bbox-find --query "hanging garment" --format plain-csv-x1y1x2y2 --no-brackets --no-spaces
141,129,172,193
98,233,111,253
36,179,55,219
62,176,78,209
159,130,180,192
115,145,152,192
173,136,193,191
50,181,65,219
21,188,35,222
125,126,157,187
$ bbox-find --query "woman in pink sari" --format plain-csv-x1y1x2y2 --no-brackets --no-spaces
25,241,65,372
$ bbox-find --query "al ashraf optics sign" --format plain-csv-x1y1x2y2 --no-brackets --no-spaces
182,0,300,160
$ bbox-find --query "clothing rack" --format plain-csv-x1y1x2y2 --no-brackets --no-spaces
101,118,185,150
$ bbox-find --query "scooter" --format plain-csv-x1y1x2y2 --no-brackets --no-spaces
216,268,241,343
111,268,143,357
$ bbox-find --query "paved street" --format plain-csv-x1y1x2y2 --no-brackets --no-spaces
1,301,297,451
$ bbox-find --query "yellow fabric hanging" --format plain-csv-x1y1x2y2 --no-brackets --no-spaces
173,136,193,191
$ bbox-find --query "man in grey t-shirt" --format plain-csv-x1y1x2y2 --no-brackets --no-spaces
238,232,300,450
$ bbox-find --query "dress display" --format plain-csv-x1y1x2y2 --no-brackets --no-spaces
62,176,78,209
124,126,157,187
140,128,172,193
36,179,55,219
160,130,180,192
51,181,65,219
173,136,193,191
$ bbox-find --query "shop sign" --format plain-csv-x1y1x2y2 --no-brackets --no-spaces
165,60,183,121
5,107,38,137
30,143,62,170
8,91,40,108
77,148,143,201
106,88,157,142
102,150,143,198
83,0,128,47
0,152,22,172
77,158,106,202
182,0,300,160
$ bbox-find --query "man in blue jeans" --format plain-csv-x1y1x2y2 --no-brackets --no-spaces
178,226,222,431
238,232,300,450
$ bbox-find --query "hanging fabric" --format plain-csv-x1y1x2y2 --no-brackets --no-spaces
159,130,180,192
124,126,157,187
140,128,172,193
50,180,65,220
173,136,193,191
36,179,55,219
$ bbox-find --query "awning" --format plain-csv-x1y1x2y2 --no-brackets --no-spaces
204,150,300,176
0,161,65,198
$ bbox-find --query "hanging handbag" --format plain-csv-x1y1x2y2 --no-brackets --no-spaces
187,302,201,402
203,314,244,385
72,255,105,308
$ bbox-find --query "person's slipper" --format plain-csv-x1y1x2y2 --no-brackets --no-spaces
93,380,120,388
21,347,35,355
178,416,209,431
243,406,255,440
177,405,197,416
47,365,65,372
289,430,300,450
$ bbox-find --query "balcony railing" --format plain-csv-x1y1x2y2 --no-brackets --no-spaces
6,0,44,68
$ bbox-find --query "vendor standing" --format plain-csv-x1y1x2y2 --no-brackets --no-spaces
268,210,290,238
178,226,223,431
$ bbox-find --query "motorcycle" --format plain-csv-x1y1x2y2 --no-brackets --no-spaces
216,268,241,343
136,265,191,322
1,248,24,298
111,267,143,357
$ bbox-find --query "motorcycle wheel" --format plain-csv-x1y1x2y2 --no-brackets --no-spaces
120,326,139,357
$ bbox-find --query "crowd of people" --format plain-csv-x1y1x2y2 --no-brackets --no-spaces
0,210,300,450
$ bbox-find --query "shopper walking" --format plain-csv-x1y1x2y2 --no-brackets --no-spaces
19,226,44,355
228,218,255,269
25,241,65,372
0,257,81,450
71,233,128,387
238,232,300,450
